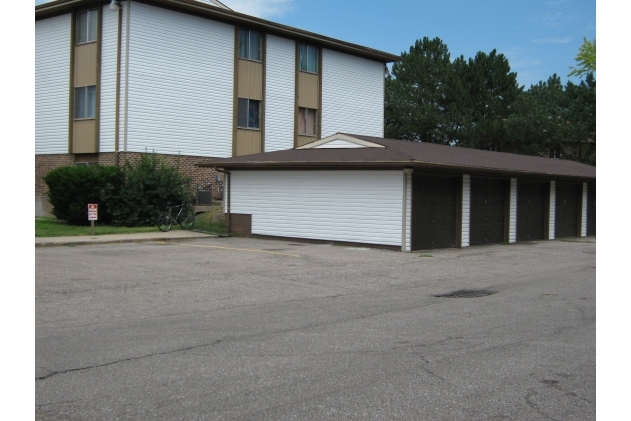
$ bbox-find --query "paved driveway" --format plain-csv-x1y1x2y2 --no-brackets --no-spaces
36,237,596,420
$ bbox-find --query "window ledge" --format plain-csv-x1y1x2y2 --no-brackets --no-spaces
76,41,97,46
237,127,261,131
299,70,318,75
239,57,262,64
74,118,96,121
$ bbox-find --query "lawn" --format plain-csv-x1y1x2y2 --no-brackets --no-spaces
35,216,171,237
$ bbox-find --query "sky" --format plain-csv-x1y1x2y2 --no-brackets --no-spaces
34,0,596,88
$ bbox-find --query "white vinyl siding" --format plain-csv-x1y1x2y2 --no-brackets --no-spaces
100,4,118,152
314,139,366,148
36,14,71,154
549,181,556,240
581,183,588,237
321,48,384,138
509,178,517,243
230,170,404,246
264,35,295,152
125,2,234,157
461,175,471,247
404,171,412,252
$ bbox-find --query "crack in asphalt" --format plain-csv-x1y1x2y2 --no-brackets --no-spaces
35,338,225,381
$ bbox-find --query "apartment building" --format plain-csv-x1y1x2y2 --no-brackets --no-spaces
35,0,399,215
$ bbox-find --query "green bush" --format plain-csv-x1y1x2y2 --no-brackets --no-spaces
44,165,124,225
102,154,193,226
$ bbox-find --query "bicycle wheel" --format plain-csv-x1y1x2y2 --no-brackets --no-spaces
157,211,173,232
180,210,195,230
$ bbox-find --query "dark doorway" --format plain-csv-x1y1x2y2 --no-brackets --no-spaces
555,183,580,238
517,181,547,241
411,175,458,250
470,178,507,246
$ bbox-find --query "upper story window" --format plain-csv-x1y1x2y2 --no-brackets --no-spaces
299,43,318,73
237,98,260,129
74,86,96,119
75,9,98,44
239,29,261,61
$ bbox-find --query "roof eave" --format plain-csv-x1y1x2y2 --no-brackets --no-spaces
35,0,401,63
198,159,595,181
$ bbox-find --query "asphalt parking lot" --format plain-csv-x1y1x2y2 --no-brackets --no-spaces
35,236,596,420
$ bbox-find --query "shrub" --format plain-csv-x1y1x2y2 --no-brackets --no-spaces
44,165,124,225
102,154,193,226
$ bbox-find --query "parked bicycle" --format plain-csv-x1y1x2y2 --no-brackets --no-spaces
157,200,195,232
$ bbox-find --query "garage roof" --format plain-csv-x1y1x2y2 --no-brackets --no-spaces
202,134,596,181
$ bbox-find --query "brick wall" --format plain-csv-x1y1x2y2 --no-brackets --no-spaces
36,152,225,216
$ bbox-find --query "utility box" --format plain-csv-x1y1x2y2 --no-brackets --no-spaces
196,190,213,205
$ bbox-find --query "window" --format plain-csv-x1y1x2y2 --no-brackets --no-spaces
75,9,98,44
299,43,318,73
239,29,261,61
74,86,96,119
298,107,317,136
237,98,260,129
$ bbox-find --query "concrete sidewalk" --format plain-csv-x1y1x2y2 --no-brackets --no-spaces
35,230,215,247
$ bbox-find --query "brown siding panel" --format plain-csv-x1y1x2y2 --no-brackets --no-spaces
74,42,98,86
296,135,317,147
235,129,262,156
72,120,98,153
298,71,319,109
238,59,263,100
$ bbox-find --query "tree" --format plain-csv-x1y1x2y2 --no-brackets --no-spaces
452,49,522,151
385,37,456,144
568,37,596,78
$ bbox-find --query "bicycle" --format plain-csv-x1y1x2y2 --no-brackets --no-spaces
157,200,195,232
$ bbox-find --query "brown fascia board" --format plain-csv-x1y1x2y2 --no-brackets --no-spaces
198,160,595,182
36,0,401,63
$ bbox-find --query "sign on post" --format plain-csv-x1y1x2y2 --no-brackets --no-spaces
88,204,98,236
88,204,98,221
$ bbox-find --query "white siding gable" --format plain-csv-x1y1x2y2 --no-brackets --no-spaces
125,1,234,157
230,170,403,246
321,48,384,138
313,139,367,148
36,14,71,155
265,35,295,152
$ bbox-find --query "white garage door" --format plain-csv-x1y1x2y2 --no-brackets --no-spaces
230,170,404,246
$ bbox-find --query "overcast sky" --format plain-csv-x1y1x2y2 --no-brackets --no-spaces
34,0,596,88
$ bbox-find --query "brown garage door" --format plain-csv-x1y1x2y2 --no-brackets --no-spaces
587,184,596,236
411,175,458,250
555,183,580,238
517,181,547,241
470,178,506,246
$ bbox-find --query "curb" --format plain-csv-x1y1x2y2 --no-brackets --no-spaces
35,234,216,248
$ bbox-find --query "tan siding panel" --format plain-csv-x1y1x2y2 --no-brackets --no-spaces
296,135,317,147
74,42,98,86
73,119,98,153
298,71,319,109
238,59,262,100
235,129,262,156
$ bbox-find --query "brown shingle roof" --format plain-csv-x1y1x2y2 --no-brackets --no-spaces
202,134,596,180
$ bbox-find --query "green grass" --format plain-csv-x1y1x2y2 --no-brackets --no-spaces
35,216,173,237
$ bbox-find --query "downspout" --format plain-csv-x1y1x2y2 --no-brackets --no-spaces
214,167,231,230
114,2,123,166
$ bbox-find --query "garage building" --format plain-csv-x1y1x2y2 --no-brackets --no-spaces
203,134,596,251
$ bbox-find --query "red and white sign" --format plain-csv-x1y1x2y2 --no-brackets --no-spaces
88,204,98,221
